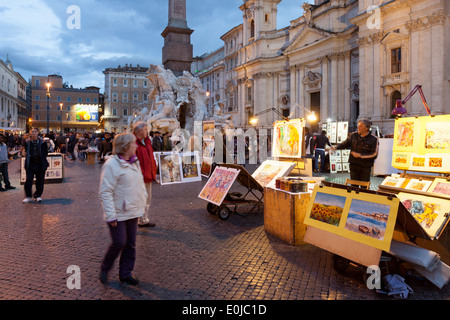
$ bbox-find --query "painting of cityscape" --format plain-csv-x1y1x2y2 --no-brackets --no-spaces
345,199,391,241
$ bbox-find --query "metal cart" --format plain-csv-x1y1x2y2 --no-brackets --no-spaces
206,163,264,220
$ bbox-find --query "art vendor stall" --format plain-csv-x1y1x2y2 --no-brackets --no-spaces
301,115,450,292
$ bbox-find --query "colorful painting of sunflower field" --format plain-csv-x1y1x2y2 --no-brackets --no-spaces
310,192,346,226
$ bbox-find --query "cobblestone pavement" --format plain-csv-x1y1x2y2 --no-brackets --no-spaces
0,157,448,302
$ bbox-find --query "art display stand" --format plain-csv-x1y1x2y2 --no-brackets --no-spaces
377,172,450,266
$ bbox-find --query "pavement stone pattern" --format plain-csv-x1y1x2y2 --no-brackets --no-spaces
0,157,448,301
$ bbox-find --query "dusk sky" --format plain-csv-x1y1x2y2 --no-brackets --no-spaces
0,0,310,91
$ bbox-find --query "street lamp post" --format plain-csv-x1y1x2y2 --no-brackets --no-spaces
46,81,51,133
60,103,63,133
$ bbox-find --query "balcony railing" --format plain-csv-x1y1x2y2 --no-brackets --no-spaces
382,72,409,87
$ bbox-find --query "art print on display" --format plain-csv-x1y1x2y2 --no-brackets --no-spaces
393,118,418,151
380,176,406,188
424,121,450,150
308,191,347,227
404,179,432,192
305,186,399,251
344,199,391,241
198,166,240,206
397,192,450,239
251,160,295,188
428,179,450,196
180,151,201,183
272,119,304,158
158,152,183,185
201,157,213,178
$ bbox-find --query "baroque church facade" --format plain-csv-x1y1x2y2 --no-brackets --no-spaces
193,0,449,136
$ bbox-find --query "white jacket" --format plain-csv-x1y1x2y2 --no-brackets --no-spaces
99,155,147,222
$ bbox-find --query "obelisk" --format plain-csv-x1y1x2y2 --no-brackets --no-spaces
161,0,194,76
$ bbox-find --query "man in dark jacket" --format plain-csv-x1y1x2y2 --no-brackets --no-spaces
152,131,163,152
314,130,331,172
98,133,113,163
134,122,158,227
23,128,49,203
332,119,379,182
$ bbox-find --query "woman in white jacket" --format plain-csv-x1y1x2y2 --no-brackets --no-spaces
99,132,147,285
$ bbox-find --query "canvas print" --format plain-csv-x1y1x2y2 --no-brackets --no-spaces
397,193,450,239
201,156,213,177
198,166,240,206
394,120,416,149
158,152,183,185
309,192,346,226
425,121,450,150
272,119,303,158
404,179,432,192
380,176,405,188
180,151,201,183
251,160,295,188
428,179,450,196
345,199,391,240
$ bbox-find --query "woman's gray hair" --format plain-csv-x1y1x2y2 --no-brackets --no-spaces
358,119,371,129
133,121,147,133
112,132,136,155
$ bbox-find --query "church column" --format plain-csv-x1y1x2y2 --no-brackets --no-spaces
431,21,444,114
289,66,297,114
299,64,305,115
344,51,351,121
320,56,329,122
330,53,338,121
372,33,382,121
358,40,368,120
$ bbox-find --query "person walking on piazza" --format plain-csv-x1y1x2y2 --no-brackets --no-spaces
133,122,158,228
313,130,332,173
330,119,379,182
23,128,49,203
67,131,78,161
98,132,147,285
0,134,16,191
98,133,113,163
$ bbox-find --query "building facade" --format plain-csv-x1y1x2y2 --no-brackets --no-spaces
0,57,28,130
31,74,100,133
192,0,449,136
102,64,154,133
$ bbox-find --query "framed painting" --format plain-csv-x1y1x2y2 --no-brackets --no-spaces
201,156,213,178
397,192,450,239
393,117,419,152
391,152,410,170
158,152,183,185
251,160,295,188
380,176,406,188
198,166,240,206
342,194,399,252
272,119,304,158
304,186,349,234
180,151,201,183
404,179,433,192
421,115,450,153
305,186,399,251
428,179,450,196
